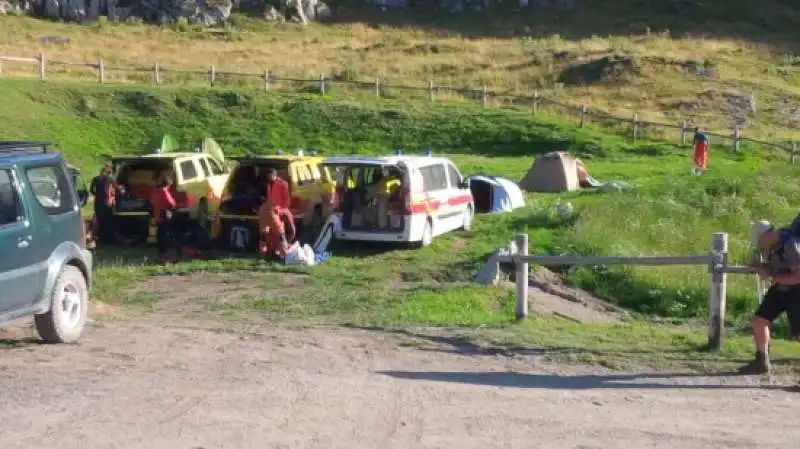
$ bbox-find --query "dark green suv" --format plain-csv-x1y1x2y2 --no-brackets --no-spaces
0,141,93,343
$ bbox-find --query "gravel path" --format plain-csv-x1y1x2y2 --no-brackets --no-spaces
0,319,797,449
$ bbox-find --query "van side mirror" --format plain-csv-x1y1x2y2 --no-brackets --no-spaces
459,179,471,190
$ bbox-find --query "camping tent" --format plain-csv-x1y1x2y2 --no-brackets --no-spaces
519,151,599,193
465,174,526,213
145,134,180,154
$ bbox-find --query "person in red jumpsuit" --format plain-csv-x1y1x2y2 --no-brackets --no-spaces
150,173,178,263
258,167,293,258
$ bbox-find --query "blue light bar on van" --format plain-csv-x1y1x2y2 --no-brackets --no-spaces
194,145,202,153
395,147,403,155
297,149,305,156
276,149,284,155
424,148,432,156
310,148,318,156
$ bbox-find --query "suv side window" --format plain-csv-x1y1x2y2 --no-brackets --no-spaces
0,169,23,226
296,164,313,185
208,158,225,175
307,164,321,182
26,165,74,215
419,164,448,192
320,166,332,182
446,163,462,188
199,158,211,178
180,160,198,181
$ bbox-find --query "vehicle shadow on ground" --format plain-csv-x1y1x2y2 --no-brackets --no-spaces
91,239,399,268
351,326,800,381
0,337,48,349
376,369,787,391
347,326,710,358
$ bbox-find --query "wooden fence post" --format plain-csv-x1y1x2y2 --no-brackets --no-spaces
263,69,270,92
532,90,539,115
98,59,104,84
153,62,161,85
38,52,46,80
707,232,728,350
793,142,798,165
428,80,434,101
632,113,639,142
579,105,587,127
680,121,687,145
319,73,326,95
210,65,216,87
515,233,529,320
734,127,741,151
481,85,488,107
375,78,380,98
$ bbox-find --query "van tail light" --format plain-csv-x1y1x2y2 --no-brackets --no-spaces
402,186,412,214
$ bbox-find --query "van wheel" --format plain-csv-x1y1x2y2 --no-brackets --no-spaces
462,205,474,231
420,219,433,248
34,265,88,344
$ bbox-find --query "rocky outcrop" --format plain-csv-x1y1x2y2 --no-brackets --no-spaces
1,0,583,25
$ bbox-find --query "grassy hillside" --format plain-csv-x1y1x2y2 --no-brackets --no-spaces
0,1,798,143
3,78,797,323
6,78,800,369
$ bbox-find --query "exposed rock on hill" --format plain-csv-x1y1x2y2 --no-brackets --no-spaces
0,0,586,25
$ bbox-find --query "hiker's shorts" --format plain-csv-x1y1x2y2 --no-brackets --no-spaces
755,284,800,337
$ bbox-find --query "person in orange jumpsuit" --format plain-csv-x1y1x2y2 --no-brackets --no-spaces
258,167,293,258
150,172,178,263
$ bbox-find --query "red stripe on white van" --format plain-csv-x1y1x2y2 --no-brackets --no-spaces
447,194,473,206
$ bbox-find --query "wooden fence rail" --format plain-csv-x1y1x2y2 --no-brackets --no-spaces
492,232,754,351
0,52,797,158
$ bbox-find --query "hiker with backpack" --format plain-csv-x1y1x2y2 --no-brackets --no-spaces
740,220,800,374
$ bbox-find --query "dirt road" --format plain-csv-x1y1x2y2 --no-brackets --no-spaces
0,316,798,449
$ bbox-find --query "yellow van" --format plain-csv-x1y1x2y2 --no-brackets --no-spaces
111,137,230,243
211,151,335,252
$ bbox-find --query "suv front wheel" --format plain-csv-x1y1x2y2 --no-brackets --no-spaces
34,265,88,344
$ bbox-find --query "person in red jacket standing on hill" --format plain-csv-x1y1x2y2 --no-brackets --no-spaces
692,127,710,175
258,167,293,258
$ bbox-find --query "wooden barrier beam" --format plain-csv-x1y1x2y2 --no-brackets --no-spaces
499,254,712,266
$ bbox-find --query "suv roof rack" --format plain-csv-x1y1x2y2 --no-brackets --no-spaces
0,141,54,156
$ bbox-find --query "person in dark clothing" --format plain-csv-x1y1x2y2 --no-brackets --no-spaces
89,162,116,245
150,172,178,263
739,220,800,374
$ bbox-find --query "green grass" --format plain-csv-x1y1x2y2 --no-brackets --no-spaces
2,6,799,143
4,78,800,372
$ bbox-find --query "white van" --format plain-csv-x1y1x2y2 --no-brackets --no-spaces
314,155,474,249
